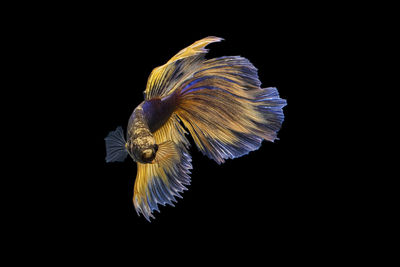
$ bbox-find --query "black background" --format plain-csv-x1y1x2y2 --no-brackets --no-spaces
77,26,337,232
24,11,356,249
8,4,387,262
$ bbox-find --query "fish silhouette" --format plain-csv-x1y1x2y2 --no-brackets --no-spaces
105,37,287,221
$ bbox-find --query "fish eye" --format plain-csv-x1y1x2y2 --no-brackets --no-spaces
141,149,155,162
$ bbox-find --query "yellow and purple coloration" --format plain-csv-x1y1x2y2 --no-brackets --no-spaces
105,37,287,221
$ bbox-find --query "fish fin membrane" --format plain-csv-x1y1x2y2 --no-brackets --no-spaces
133,114,192,221
174,56,287,164
144,36,223,100
104,126,128,163
154,140,176,164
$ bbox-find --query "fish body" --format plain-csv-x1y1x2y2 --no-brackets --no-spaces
126,92,177,163
126,104,156,163
105,37,287,221
140,92,177,133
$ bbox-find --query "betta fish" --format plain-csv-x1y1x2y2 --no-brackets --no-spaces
105,37,287,221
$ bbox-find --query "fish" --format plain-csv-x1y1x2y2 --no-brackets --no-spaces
105,36,287,221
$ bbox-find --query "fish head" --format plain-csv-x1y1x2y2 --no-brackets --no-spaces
128,137,158,164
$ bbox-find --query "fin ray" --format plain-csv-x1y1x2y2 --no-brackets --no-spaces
131,38,286,220
174,56,287,164
132,115,192,221
144,37,223,100
104,126,128,163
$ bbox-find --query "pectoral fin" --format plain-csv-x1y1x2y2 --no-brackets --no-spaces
152,140,176,164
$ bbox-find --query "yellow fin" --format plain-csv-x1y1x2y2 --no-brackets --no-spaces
133,142,192,221
132,114,192,221
153,140,177,164
144,36,223,100
175,56,287,164
166,36,224,64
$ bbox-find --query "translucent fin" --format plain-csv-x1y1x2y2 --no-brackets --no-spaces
153,140,175,164
132,114,192,221
174,56,287,164
144,36,223,100
134,143,191,222
104,126,128,163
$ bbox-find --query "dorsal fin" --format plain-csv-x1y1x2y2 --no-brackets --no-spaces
144,37,223,100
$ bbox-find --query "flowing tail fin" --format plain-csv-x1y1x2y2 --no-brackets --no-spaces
131,37,286,220
173,56,287,164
